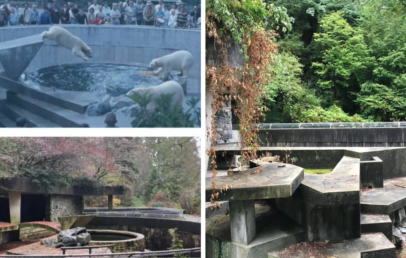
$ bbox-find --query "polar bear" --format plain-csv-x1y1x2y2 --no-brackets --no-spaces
149,50,194,81
126,81,184,111
41,26,93,61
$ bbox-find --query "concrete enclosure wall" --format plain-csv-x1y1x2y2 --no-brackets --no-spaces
0,25,201,94
258,128,406,147
46,195,83,222
87,216,200,251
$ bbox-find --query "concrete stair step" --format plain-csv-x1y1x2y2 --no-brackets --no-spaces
0,76,96,114
7,92,83,127
268,233,396,258
0,112,15,127
361,177,406,214
361,214,392,240
0,99,60,127
7,93,132,128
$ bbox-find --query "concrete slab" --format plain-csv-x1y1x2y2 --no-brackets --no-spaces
0,35,43,80
206,201,229,219
206,163,304,202
0,223,18,233
268,233,395,258
275,156,361,241
361,177,406,214
361,214,392,240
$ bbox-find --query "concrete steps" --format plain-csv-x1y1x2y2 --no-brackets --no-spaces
268,233,396,258
0,99,60,127
0,112,15,127
6,92,84,127
361,214,392,240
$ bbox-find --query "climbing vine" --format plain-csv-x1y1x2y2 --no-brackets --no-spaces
206,0,293,202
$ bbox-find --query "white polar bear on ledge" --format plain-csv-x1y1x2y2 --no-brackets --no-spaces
149,50,194,81
41,26,93,61
126,81,184,111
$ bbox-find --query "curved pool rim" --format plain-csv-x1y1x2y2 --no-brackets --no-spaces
88,229,145,252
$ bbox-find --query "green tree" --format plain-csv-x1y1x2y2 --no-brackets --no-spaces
355,0,406,121
311,11,374,106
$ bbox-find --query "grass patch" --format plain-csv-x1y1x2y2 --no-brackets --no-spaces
304,168,334,175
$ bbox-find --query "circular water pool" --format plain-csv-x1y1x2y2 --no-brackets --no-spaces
88,229,145,252
25,63,163,93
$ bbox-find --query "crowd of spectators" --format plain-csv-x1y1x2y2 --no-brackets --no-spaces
0,0,200,27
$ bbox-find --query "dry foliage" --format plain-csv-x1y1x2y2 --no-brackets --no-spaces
206,4,278,203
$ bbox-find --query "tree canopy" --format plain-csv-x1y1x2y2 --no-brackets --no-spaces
0,137,201,214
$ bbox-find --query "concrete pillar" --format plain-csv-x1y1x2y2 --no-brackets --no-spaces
229,200,256,245
8,192,21,224
108,195,113,211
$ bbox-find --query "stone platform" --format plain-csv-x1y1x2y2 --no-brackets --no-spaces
361,177,406,214
276,156,361,242
205,163,304,201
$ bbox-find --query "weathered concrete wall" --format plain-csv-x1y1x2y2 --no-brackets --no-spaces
0,25,201,94
258,128,406,147
360,157,384,188
215,149,345,169
0,230,18,244
345,148,406,179
215,100,233,144
19,227,54,241
46,195,83,222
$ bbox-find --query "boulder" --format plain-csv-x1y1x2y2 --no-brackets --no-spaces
96,96,112,115
110,95,136,110
76,232,91,246
105,84,131,97
118,104,141,117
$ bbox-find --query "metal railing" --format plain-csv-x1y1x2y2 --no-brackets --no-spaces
232,122,406,130
0,247,201,257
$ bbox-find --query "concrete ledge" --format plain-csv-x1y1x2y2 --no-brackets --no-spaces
0,177,124,196
300,156,360,205
360,157,384,188
361,214,392,240
361,177,406,214
0,76,96,114
206,163,304,201
275,156,361,241
258,128,406,147
206,201,229,219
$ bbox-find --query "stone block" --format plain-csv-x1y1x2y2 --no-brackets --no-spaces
76,232,91,246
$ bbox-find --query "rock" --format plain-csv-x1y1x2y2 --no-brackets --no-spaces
86,103,98,116
393,227,404,240
110,95,136,110
118,104,141,117
61,235,77,246
76,233,91,246
40,238,59,247
96,96,112,115
105,84,131,97
57,227,86,242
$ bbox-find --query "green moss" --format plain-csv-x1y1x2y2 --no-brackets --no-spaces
304,168,334,175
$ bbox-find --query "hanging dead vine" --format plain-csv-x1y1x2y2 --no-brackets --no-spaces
206,0,292,204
